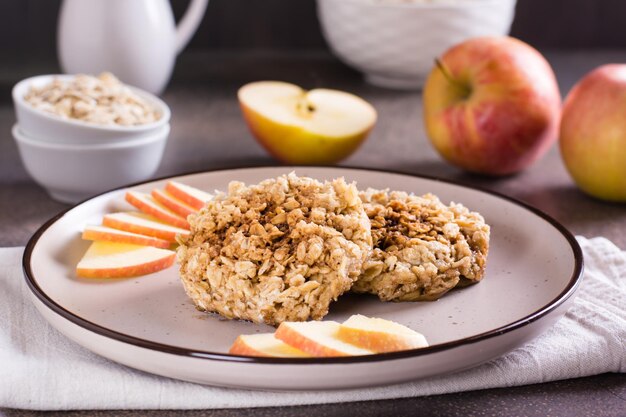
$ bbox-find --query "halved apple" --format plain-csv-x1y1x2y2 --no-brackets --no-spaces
238,81,377,164
274,321,373,357
229,333,310,358
165,181,213,211
338,314,429,353
151,189,198,218
103,212,189,242
76,241,175,278
125,191,189,229
82,225,171,249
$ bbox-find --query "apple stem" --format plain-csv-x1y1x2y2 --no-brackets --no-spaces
435,59,471,99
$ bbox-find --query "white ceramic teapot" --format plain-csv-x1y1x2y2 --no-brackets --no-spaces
58,0,208,94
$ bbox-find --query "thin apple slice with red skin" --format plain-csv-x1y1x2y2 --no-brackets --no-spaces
82,225,171,249
76,241,175,278
274,321,373,357
337,314,429,353
165,181,213,210
229,333,310,358
103,212,189,242
151,189,198,218
125,191,189,229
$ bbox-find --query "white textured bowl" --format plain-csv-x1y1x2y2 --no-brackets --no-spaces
12,75,171,145
13,123,169,203
317,0,517,89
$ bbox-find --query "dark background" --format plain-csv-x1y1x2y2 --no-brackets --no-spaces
4,0,626,65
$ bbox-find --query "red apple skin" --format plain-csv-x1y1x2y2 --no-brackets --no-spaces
125,191,190,230
559,65,626,202
102,213,188,242
151,189,197,218
423,36,562,176
165,181,211,211
76,252,176,278
229,335,272,357
82,226,172,249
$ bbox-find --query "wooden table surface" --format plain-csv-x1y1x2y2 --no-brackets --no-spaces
0,50,624,416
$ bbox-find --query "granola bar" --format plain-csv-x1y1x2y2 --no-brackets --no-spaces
353,189,490,302
176,173,372,325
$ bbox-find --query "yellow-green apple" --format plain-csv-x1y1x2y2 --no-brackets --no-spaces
82,225,171,249
151,189,198,218
165,181,213,210
238,81,377,165
423,36,561,175
559,64,626,202
125,191,189,229
103,212,189,242
76,241,175,278
338,315,428,353
274,321,372,357
229,333,310,358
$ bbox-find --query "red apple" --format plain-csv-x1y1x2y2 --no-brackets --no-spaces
559,64,626,202
423,36,561,175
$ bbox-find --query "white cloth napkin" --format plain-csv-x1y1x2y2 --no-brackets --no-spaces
0,236,624,410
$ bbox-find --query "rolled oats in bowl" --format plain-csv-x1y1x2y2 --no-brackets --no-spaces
23,72,161,127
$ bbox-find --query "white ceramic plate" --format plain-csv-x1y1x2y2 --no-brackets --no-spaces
23,167,583,390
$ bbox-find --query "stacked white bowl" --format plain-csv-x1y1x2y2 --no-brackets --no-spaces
317,0,517,89
12,75,171,203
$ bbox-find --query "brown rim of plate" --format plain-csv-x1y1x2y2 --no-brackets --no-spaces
22,165,584,365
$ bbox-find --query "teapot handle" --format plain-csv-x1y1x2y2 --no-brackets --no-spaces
175,0,209,54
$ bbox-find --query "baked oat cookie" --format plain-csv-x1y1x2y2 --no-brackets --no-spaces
353,189,490,302
176,173,372,325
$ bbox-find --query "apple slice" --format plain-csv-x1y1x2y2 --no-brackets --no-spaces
229,333,310,358
274,321,373,357
238,81,377,165
165,181,213,210
338,315,429,353
103,212,189,242
82,225,171,249
76,241,175,278
151,189,198,218
125,191,189,229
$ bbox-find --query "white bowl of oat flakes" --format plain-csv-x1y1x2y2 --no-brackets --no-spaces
12,73,170,145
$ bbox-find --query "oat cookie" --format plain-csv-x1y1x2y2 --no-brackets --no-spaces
353,189,490,302
177,173,372,325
